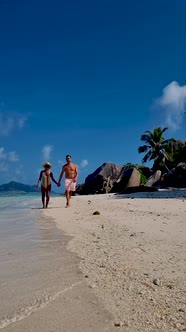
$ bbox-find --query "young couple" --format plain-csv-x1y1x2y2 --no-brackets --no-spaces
37,155,78,208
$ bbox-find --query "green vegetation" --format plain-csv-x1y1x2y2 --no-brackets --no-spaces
138,169,147,184
138,127,175,171
172,144,186,165
138,126,186,176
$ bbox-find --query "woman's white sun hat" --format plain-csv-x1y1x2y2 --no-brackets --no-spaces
42,162,52,169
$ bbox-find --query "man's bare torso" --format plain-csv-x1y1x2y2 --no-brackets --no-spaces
63,163,77,179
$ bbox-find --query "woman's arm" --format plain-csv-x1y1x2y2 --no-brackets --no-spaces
50,172,58,185
58,166,65,184
37,171,43,188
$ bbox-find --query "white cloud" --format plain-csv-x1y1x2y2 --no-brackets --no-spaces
42,145,53,161
154,81,186,131
0,111,28,136
14,164,24,176
0,162,7,172
0,147,19,173
0,147,19,162
18,116,27,128
15,168,21,175
0,114,14,136
11,165,25,182
0,147,6,160
57,160,64,166
80,159,88,168
8,151,19,162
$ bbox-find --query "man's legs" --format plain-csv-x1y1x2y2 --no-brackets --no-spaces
65,190,71,207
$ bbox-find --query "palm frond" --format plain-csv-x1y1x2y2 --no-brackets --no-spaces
153,127,165,143
138,127,175,166
140,134,150,141
161,138,175,146
163,151,173,162
161,127,168,134
150,150,158,161
138,145,150,153
142,151,152,163
140,134,155,146
145,130,153,136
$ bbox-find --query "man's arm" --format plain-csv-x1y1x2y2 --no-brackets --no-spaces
58,166,65,184
74,164,78,182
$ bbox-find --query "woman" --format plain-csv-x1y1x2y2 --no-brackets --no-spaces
37,162,58,208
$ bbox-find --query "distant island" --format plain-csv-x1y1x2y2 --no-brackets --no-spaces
0,181,40,193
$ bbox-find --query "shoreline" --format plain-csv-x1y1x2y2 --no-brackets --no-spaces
0,201,113,332
43,193,186,332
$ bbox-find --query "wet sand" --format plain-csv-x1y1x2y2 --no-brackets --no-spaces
0,207,113,331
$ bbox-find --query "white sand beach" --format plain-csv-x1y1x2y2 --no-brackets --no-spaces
42,191,186,332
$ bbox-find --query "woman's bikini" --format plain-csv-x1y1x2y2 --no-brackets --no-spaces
41,170,51,190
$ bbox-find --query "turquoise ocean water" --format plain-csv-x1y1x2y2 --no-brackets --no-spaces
0,193,42,259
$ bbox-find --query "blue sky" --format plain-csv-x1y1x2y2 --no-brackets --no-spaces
1,0,186,187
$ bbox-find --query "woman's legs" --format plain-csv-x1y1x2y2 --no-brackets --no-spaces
41,187,46,208
46,190,50,208
45,185,51,208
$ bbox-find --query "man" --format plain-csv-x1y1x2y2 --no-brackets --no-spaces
58,155,78,207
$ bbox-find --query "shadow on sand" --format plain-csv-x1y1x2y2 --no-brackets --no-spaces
114,189,186,200
31,206,62,209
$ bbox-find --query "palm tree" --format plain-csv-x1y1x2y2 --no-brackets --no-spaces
138,127,174,171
